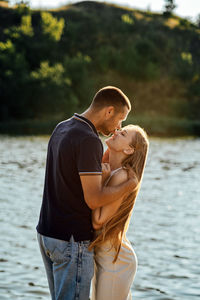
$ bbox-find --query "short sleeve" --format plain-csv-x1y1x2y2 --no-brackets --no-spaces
77,136,103,175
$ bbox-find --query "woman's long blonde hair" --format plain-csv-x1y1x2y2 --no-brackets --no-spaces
88,125,149,262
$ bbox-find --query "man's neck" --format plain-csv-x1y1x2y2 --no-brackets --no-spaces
81,108,101,132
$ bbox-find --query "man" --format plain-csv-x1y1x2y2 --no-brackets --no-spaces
36,86,135,300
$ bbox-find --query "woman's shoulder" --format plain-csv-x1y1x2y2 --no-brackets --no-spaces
108,167,129,186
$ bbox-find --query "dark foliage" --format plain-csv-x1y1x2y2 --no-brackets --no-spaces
0,1,199,135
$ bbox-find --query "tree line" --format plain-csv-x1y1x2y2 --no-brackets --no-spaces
0,1,200,135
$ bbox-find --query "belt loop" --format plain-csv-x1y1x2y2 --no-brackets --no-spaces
70,235,75,243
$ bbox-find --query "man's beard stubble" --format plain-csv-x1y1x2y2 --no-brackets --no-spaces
99,122,112,136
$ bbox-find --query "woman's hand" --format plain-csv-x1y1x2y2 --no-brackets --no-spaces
101,163,111,185
102,148,109,163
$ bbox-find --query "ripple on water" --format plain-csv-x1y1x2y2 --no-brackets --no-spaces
1,136,200,299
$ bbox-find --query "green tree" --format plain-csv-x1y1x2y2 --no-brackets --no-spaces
41,12,64,42
29,12,65,66
29,61,78,118
196,14,200,28
0,39,30,120
63,53,94,109
15,1,31,15
187,76,200,119
4,15,33,38
163,0,176,17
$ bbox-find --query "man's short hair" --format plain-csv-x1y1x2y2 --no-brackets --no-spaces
91,86,131,112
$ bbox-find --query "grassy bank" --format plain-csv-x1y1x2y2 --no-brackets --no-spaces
126,115,200,137
0,116,199,137
0,119,58,135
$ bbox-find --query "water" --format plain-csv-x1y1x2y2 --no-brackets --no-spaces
0,136,200,299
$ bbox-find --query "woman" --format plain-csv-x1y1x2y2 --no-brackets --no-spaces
89,124,149,300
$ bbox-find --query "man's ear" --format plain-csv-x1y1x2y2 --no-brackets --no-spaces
105,106,115,120
123,148,134,155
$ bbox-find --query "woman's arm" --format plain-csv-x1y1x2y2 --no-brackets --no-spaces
92,168,137,229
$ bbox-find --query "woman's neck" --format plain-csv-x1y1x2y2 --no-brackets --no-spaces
109,149,126,171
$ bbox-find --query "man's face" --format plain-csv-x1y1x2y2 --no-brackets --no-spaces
100,106,130,136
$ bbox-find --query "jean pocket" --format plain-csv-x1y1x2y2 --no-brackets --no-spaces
43,236,71,264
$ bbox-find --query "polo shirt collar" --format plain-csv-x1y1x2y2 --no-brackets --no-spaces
73,113,99,136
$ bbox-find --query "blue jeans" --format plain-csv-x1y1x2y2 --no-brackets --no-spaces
37,232,94,300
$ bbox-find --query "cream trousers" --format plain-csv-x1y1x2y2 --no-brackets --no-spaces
91,238,137,300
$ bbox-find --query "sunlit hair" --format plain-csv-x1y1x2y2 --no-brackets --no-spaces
88,125,149,262
91,86,131,112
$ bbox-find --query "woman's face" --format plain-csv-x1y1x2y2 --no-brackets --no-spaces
105,127,135,153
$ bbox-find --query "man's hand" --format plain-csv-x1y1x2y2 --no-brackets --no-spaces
101,163,111,185
102,148,109,163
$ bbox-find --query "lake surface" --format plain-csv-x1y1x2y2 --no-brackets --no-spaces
0,136,200,299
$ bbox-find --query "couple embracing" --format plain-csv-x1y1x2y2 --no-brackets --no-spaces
36,86,149,300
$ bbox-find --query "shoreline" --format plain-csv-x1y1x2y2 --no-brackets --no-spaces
0,116,200,137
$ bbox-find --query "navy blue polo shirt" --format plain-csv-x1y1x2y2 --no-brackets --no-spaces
36,113,103,241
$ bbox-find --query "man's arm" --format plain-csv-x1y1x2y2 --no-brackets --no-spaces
80,169,137,210
92,168,132,229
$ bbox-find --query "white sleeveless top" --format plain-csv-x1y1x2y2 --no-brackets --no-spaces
91,168,138,300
